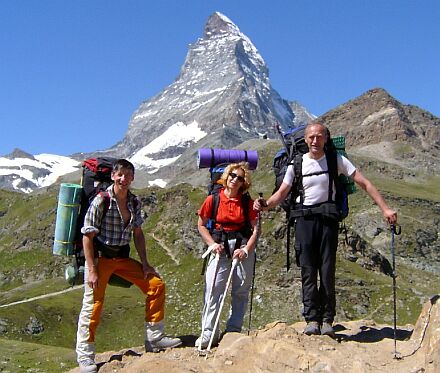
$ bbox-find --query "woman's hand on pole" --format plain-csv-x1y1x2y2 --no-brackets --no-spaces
209,242,224,254
233,246,249,261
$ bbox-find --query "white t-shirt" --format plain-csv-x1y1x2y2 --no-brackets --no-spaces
282,153,356,206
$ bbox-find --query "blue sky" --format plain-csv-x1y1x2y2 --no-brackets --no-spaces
1,0,439,156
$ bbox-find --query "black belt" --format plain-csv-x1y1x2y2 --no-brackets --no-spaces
289,202,340,221
94,238,130,259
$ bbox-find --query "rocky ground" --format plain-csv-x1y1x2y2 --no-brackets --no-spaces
67,296,440,373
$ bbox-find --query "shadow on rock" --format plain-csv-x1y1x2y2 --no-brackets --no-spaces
335,324,412,343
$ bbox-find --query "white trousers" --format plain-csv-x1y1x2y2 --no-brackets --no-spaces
76,262,96,364
200,241,255,338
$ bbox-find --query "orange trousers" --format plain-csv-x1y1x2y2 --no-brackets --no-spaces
76,257,165,360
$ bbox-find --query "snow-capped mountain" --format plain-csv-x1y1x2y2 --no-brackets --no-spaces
129,121,208,174
3,12,439,194
2,11,314,193
109,11,313,162
0,119,208,193
0,149,79,193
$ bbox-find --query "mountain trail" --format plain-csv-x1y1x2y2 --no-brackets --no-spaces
148,233,180,265
0,285,83,308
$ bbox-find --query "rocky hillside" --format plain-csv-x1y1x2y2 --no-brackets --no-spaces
1,137,439,371
67,296,440,373
320,88,440,173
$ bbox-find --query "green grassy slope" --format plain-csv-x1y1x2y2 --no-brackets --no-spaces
0,140,439,372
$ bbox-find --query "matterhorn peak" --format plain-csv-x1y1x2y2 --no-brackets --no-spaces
102,12,312,184
204,11,242,39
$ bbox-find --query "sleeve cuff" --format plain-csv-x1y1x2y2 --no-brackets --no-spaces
81,226,99,235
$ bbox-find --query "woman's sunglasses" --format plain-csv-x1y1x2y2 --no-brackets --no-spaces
229,172,245,183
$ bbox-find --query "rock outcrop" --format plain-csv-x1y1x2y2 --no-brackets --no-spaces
67,296,440,373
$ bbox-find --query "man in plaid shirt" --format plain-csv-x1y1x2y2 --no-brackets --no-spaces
76,159,181,373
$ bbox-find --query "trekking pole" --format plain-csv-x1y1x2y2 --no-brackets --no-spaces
199,253,220,353
274,123,290,157
200,243,216,275
206,258,239,352
274,123,294,272
247,192,263,335
390,224,402,359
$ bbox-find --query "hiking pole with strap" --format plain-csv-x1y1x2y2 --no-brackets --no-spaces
247,192,263,335
199,252,220,353
390,224,402,359
207,257,239,352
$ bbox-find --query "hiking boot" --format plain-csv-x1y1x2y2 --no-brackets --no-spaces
145,335,182,353
195,333,219,349
303,321,320,335
195,335,209,349
144,320,182,352
78,358,97,373
321,322,336,337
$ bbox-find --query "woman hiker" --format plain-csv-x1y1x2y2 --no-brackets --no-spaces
196,162,259,348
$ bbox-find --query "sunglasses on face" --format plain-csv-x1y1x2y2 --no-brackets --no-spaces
229,172,245,183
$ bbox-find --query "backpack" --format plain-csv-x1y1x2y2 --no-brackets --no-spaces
272,125,356,269
272,125,309,213
273,126,355,220
199,161,253,274
64,157,132,288
205,163,252,236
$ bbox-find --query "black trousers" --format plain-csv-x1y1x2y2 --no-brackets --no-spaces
295,214,339,323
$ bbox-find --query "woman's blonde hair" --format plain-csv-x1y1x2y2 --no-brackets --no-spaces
219,162,252,194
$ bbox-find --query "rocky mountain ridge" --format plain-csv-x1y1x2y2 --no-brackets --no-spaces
320,88,440,173
1,11,314,192
108,12,312,161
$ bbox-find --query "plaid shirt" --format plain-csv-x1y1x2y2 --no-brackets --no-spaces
81,185,144,246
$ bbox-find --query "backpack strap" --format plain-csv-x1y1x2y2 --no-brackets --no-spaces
285,154,303,272
209,190,252,235
98,190,139,216
98,191,111,219
292,153,304,205
241,192,252,238
325,150,338,203
289,202,340,220
288,150,343,221
209,191,221,231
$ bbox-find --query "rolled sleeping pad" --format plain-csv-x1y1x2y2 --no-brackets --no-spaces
53,183,82,256
197,148,258,170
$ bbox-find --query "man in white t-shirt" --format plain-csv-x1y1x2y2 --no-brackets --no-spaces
254,122,397,337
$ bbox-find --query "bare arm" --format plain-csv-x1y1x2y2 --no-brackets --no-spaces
197,216,224,254
253,182,291,211
351,169,397,225
83,232,98,289
133,227,158,278
232,218,258,261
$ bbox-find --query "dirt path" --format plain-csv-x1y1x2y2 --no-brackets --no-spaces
0,285,83,308
0,233,180,309
148,233,180,265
